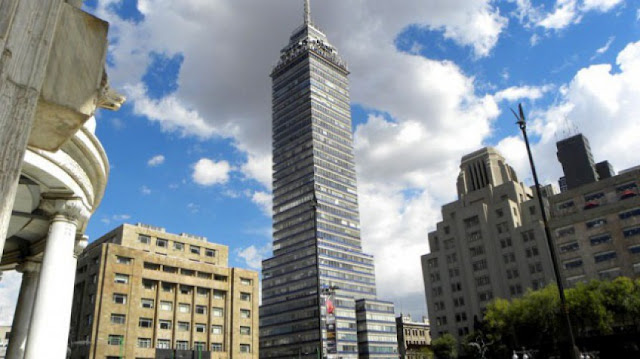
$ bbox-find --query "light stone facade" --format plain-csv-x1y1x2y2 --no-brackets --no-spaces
69,223,259,359
549,167,640,285
395,315,431,359
421,148,556,341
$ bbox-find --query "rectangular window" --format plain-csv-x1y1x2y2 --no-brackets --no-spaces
469,245,485,257
163,265,178,274
181,268,195,276
526,246,540,258
138,317,153,328
214,274,228,282
500,237,512,248
160,301,173,311
156,238,168,248
240,292,251,301
138,235,150,244
212,307,224,317
176,341,189,350
197,287,209,297
174,241,184,251
620,208,640,220
594,251,617,263
157,339,170,349
559,241,579,253
563,258,583,269
467,231,482,242
177,322,190,331
472,259,487,271
195,323,207,333
240,277,252,285
110,314,126,324
116,256,132,264
211,325,223,334
590,233,612,246
240,344,251,353
213,290,226,300
194,342,206,351
586,218,607,229
143,261,160,270
178,303,190,313
475,276,490,286
205,249,216,257
113,293,127,304
162,283,174,292
108,335,123,346
141,298,154,309
629,245,640,254
179,285,192,295
623,226,640,238
197,271,212,279
556,227,575,238
159,320,172,330
142,279,156,290
190,245,201,255
211,343,224,352
240,309,251,318
521,230,535,243
463,216,479,228
195,305,207,314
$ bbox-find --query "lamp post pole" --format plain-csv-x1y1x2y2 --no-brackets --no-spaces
512,104,579,359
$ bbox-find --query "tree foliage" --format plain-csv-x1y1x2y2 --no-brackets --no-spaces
432,333,458,359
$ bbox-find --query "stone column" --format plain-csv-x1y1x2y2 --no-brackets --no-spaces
6,260,40,359
23,198,89,359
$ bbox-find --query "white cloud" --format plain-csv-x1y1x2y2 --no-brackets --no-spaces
0,271,22,325
251,191,273,217
494,84,553,102
591,36,615,60
581,0,624,12
241,154,272,190
236,244,271,270
538,0,580,29
511,0,622,31
192,158,230,186
147,154,165,167
141,185,152,195
187,203,199,213
101,213,132,225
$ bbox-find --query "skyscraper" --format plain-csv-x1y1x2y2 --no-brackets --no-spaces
556,134,599,191
260,2,397,358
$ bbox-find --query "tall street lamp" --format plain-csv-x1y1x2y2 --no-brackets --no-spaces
511,104,579,359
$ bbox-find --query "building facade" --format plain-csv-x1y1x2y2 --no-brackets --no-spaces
550,165,640,286
260,1,396,358
395,315,431,359
421,148,556,341
69,223,259,359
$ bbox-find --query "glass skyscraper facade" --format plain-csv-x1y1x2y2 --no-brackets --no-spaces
260,2,397,359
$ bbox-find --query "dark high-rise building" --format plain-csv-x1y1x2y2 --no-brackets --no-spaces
596,160,615,180
260,2,397,359
556,134,599,191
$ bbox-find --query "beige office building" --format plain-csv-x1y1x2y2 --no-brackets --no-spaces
395,315,430,359
421,148,556,340
69,223,259,359
549,167,640,285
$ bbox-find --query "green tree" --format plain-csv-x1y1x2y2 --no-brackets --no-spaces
432,333,457,359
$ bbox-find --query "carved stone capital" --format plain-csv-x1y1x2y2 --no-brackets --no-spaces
74,235,88,258
15,260,41,275
40,197,91,224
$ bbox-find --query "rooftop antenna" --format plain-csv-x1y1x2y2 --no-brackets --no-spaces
304,0,312,25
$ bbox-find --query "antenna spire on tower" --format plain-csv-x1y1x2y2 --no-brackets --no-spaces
304,0,312,25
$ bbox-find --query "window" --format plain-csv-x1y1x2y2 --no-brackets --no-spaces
240,292,251,301
177,322,190,331
139,317,153,328
86,314,92,326
240,344,251,353
138,235,150,244
240,309,251,318
557,200,575,211
240,278,252,285
195,323,207,333
116,256,132,264
190,245,201,255
620,208,640,220
432,286,443,297
563,258,583,269
197,287,209,297
174,241,184,251
594,251,617,263
157,339,170,349
89,294,95,304
163,265,178,274
179,285,192,295
451,282,462,292
160,301,173,311
629,245,640,254
91,274,97,284
500,237,512,248
472,259,487,271
464,216,479,228
496,209,504,218
181,268,195,276
214,274,228,282
475,276,490,286
141,298,154,309
506,268,519,280
108,335,123,345
496,222,509,234
427,258,439,268
455,312,467,322
623,226,640,238
213,290,226,300
212,307,224,317
143,262,160,270
429,273,440,282
446,253,457,264
529,262,543,274
503,252,516,264
176,341,189,350
211,325,223,334
586,218,607,229
194,342,206,351
526,246,540,258
178,303,190,313
111,314,126,324
556,227,575,238
509,285,523,296
434,301,445,311
560,241,579,253
142,279,156,290
156,238,168,248
453,297,465,307
162,283,174,292
138,338,152,348
198,271,212,279
113,293,127,304
521,230,535,242
159,320,172,330
478,291,493,302
195,305,207,314
590,233,612,246
449,268,460,277
205,249,216,257
468,231,482,242
211,343,224,352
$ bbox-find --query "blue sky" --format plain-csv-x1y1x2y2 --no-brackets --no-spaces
3,0,637,323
